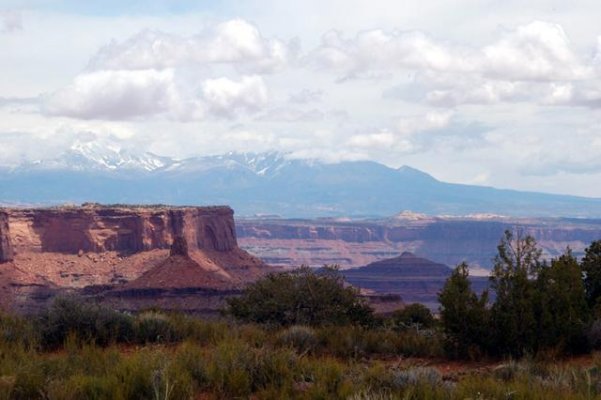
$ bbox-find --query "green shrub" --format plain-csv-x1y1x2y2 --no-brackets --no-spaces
11,367,47,400
389,303,435,331
46,374,121,400
205,339,254,397
277,325,318,354
0,313,39,351
134,312,179,344
111,349,158,400
227,266,375,327
37,296,135,349
315,326,443,359
172,342,208,390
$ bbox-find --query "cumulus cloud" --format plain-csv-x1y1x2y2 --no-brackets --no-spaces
45,69,182,120
377,20,599,108
89,19,297,73
309,20,592,83
541,81,601,108
309,29,467,79
1,10,22,33
422,77,535,107
201,75,268,117
44,19,289,121
44,69,270,121
481,21,588,81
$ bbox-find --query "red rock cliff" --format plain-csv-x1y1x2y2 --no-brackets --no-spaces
0,211,13,263
7,205,237,255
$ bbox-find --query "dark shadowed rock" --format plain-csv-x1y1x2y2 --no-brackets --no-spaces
342,251,488,308
170,236,189,257
0,211,13,263
356,252,452,277
343,252,451,308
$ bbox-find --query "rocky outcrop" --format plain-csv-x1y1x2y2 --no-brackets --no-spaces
0,211,13,263
7,205,237,255
0,205,273,314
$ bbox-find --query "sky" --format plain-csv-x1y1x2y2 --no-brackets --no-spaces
1,0,601,196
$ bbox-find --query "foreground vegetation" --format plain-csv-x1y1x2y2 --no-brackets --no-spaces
1,231,601,399
4,301,601,400
439,232,601,359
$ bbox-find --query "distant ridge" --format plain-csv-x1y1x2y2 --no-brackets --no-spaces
342,251,452,306
352,252,453,277
2,149,601,218
341,252,488,307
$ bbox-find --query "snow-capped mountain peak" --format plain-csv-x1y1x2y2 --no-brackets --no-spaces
20,140,174,172
63,141,172,172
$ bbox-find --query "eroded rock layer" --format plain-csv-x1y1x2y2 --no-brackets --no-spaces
0,205,271,314
0,211,13,263
237,216,601,270
8,205,237,255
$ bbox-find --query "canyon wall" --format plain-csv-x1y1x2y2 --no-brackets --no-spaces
237,217,601,270
8,205,237,255
0,211,13,263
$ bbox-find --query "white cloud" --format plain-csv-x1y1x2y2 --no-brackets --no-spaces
202,75,268,117
537,81,601,108
309,29,467,79
347,111,457,154
45,69,183,120
43,19,287,121
396,110,453,135
481,21,588,81
89,19,296,73
348,131,397,148
423,77,532,107
310,20,592,82
45,70,271,120
0,122,137,167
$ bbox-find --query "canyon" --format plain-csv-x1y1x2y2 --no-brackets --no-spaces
5,205,596,313
0,205,269,314
236,213,601,273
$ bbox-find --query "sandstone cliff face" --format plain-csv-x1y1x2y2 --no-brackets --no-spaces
0,211,13,263
8,205,237,255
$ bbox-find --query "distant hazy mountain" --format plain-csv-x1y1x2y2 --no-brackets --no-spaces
2,145,601,218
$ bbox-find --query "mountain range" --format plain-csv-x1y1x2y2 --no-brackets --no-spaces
2,142,601,218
